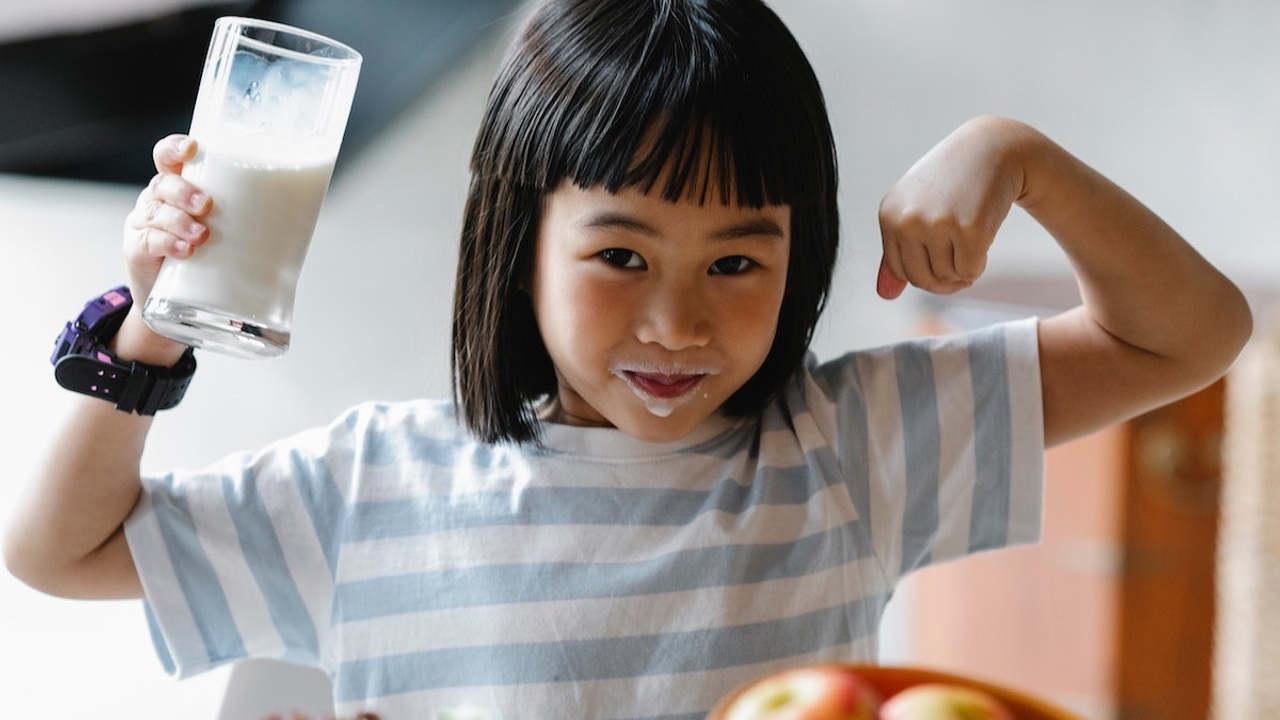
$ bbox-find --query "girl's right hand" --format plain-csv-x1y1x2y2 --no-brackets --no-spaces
122,134,212,305
112,134,212,365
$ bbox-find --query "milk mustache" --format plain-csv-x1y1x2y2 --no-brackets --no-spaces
145,143,336,356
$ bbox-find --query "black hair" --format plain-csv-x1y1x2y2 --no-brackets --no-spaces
452,0,839,444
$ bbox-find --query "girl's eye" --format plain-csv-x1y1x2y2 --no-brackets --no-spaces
709,256,755,275
599,248,646,269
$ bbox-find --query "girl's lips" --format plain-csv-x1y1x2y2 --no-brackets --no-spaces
623,371,705,400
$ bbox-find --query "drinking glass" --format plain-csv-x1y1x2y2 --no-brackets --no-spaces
143,17,361,359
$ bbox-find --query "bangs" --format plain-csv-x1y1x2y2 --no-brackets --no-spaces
475,0,834,207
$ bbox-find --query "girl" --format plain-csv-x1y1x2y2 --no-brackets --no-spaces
5,0,1250,718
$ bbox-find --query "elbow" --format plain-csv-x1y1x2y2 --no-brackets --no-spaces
1209,285,1254,380
1155,283,1253,398
3,526,79,599
1174,285,1254,396
3,523,142,600
2,526,42,593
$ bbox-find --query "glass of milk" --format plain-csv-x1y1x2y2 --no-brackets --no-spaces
143,17,361,359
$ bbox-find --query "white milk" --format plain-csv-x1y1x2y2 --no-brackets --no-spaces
146,145,335,352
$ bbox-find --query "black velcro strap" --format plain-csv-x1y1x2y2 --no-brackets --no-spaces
53,354,130,405
54,348,196,416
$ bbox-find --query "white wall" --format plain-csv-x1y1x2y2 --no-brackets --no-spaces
2,1,1277,717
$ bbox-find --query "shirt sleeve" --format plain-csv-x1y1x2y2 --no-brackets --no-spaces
808,317,1045,588
123,414,355,679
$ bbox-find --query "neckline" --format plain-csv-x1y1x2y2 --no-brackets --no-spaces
535,410,743,459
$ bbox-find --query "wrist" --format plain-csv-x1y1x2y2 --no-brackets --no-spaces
111,308,190,367
988,117,1052,211
51,287,197,415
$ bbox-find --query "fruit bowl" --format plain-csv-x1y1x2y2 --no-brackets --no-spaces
706,663,1086,720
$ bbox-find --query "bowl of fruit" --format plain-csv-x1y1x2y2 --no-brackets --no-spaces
706,663,1085,720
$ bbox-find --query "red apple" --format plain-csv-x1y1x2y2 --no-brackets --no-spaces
879,682,1016,720
718,665,882,720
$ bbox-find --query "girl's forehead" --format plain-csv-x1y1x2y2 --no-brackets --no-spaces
544,180,791,233
557,177,787,205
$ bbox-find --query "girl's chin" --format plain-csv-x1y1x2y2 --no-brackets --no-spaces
611,404,717,443
545,386,721,441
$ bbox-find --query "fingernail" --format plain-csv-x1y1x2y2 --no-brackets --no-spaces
190,192,208,210
174,240,191,256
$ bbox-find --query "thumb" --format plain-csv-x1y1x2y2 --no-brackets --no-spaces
876,256,908,300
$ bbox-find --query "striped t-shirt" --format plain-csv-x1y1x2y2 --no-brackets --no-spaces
125,318,1044,720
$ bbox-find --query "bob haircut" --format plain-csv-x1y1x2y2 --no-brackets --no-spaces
453,0,839,444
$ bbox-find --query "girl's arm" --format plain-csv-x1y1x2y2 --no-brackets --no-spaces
3,136,210,598
877,116,1252,447
4,344,167,599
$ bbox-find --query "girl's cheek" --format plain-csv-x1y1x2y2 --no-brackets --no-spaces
549,272,630,329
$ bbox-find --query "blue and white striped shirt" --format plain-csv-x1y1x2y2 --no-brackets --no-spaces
125,319,1044,720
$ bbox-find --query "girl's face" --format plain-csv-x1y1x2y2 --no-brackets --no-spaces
529,181,791,443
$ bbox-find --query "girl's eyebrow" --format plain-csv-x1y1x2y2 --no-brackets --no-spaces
580,212,658,236
580,212,786,242
710,218,786,242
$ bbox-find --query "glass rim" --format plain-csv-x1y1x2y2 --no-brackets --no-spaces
215,16,362,65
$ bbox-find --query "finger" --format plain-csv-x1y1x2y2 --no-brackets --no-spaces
132,225,197,260
140,171,211,217
923,236,963,285
877,227,910,299
896,235,937,289
905,247,973,295
153,134,198,174
125,197,205,258
877,221,908,289
132,202,208,243
952,242,989,283
876,256,908,300
127,180,208,235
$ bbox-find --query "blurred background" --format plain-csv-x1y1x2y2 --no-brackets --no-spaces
2,0,1278,718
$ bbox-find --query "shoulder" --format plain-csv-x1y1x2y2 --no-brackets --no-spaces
219,399,475,475
334,398,467,437
767,319,1042,445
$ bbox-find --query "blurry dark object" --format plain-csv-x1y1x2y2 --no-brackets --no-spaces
0,0,523,185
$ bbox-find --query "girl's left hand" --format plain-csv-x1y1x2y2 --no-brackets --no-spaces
875,116,1030,300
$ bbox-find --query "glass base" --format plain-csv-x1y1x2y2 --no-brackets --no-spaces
142,298,289,360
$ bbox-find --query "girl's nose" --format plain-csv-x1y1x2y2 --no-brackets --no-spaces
635,281,712,350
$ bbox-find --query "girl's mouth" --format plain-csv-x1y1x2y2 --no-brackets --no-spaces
611,363,721,418
623,371,704,400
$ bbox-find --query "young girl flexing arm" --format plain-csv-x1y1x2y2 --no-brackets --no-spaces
6,0,1250,717
876,114,1251,446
